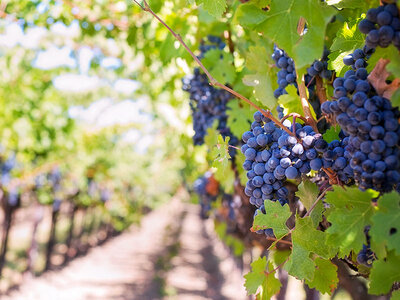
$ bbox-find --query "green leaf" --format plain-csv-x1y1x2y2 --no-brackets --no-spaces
226,99,254,138
233,3,268,28
392,290,400,300
256,0,336,69
259,263,282,300
323,125,341,143
292,216,337,259
279,85,317,119
243,74,276,108
296,181,324,227
197,0,227,18
202,50,236,84
305,257,338,295
328,50,352,76
392,88,400,109
296,181,319,212
330,19,365,52
253,201,292,239
325,187,376,257
367,45,400,78
244,256,268,295
369,251,400,295
242,46,277,109
284,244,315,281
236,152,249,186
210,134,231,169
326,0,379,9
370,192,400,255
209,134,235,193
329,19,364,75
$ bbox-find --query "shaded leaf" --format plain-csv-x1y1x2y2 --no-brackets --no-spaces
305,258,338,295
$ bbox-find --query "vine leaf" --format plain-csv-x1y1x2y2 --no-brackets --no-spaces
330,19,364,53
325,187,376,257
323,125,341,143
284,244,315,281
392,290,400,300
244,257,268,295
210,135,235,193
370,192,400,255
258,265,282,300
226,99,254,138
256,0,336,69
305,258,338,295
202,50,236,84
244,257,281,299
242,46,276,109
253,201,291,239
233,3,268,28
393,88,400,109
279,85,317,119
296,181,323,226
326,0,377,9
328,19,364,75
296,181,319,211
369,251,400,295
292,216,337,259
196,0,227,18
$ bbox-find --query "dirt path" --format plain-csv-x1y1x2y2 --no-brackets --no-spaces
2,194,247,300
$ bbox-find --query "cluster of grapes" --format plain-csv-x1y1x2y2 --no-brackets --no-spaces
1,154,16,187
272,46,332,99
0,154,22,207
342,47,374,71
182,36,239,149
359,2,400,49
193,172,219,219
306,48,333,80
321,52,400,192
241,111,349,236
357,226,375,267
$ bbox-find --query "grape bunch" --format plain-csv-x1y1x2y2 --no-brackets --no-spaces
182,36,239,149
358,2,400,49
272,46,332,99
321,51,400,192
342,47,374,71
193,172,219,219
241,111,348,236
306,48,333,80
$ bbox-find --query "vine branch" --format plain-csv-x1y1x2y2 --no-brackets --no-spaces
297,75,318,133
132,0,296,137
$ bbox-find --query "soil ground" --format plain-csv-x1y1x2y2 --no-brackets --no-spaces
2,195,247,300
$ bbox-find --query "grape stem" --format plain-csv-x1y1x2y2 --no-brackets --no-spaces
297,75,319,133
265,256,290,275
315,76,328,103
303,187,332,217
132,0,296,137
280,113,308,124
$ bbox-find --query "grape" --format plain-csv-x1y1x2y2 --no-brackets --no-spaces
359,2,400,50
322,47,400,192
182,37,239,151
